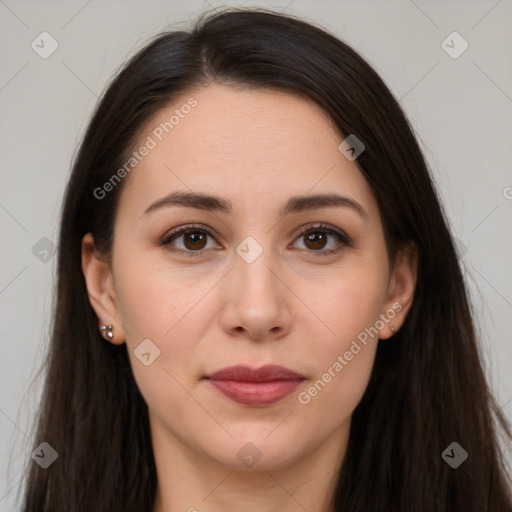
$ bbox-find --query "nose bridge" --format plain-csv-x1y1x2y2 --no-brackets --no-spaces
221,233,291,339
234,234,280,302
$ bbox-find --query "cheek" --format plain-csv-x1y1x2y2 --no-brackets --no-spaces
113,265,209,417
294,264,387,411
297,340,377,433
112,252,211,377
306,262,388,353
113,244,215,338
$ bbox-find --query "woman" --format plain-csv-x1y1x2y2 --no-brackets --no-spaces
20,7,512,512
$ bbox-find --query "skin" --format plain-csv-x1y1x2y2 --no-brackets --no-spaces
82,84,418,512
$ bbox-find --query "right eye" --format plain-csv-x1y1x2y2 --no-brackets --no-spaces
160,224,221,256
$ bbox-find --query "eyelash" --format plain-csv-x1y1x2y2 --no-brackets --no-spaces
160,223,352,258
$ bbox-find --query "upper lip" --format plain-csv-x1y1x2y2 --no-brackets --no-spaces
206,364,305,382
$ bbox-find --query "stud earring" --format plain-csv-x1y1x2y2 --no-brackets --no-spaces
389,322,396,333
100,324,114,341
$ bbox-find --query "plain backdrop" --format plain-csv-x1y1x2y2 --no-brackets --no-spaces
1,0,511,509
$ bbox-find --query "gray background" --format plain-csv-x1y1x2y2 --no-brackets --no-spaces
1,0,511,509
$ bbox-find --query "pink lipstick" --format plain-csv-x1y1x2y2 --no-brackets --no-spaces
205,364,305,406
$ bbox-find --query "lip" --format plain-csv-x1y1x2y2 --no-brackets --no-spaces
205,365,305,406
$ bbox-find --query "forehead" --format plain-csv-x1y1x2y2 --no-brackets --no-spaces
118,84,377,221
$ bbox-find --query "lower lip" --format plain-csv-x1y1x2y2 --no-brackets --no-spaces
208,379,303,406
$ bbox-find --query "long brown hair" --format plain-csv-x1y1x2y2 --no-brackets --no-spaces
18,7,512,511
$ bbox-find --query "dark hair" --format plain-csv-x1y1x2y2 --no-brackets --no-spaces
18,7,512,511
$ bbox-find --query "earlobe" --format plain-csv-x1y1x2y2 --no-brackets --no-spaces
379,241,418,340
81,233,125,345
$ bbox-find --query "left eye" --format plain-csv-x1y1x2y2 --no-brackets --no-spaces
292,224,351,255
160,223,351,257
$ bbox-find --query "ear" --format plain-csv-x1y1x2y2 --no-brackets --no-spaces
378,241,418,340
81,232,125,345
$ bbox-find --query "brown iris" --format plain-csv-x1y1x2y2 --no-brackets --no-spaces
303,231,327,250
182,230,208,250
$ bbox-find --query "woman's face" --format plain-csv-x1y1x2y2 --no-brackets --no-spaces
83,84,416,472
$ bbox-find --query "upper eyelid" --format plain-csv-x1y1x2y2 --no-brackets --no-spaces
161,224,221,244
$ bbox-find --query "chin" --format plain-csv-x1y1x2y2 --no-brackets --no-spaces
204,432,309,472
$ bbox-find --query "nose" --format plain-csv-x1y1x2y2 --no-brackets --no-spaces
219,245,293,342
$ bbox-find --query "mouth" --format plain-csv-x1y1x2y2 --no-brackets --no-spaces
204,364,305,406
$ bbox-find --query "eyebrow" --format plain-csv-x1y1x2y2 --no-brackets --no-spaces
141,191,368,221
